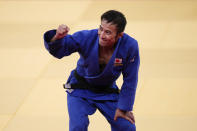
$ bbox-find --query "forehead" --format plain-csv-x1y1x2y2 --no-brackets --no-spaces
100,20,117,32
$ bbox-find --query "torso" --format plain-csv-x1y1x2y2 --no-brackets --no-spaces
98,46,115,72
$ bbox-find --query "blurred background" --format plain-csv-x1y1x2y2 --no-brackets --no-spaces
0,0,197,131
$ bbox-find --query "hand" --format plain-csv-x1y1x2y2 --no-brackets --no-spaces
114,108,135,124
51,24,70,42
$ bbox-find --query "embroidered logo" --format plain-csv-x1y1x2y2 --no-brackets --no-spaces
130,56,136,63
114,58,123,66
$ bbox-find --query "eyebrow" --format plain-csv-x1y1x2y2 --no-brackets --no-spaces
99,25,112,33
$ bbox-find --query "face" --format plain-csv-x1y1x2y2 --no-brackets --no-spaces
98,20,123,47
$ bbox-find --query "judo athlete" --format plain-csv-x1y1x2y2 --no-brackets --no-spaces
43,10,140,131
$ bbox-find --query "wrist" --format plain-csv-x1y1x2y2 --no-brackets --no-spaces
50,35,58,42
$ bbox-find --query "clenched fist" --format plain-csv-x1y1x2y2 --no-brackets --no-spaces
51,24,70,42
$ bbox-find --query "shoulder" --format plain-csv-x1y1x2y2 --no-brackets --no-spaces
72,29,98,38
70,29,98,44
121,33,139,51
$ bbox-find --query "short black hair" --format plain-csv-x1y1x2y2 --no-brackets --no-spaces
101,10,127,33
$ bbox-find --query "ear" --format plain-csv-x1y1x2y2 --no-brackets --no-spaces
118,32,124,38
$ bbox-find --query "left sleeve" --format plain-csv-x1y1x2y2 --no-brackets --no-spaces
117,40,140,111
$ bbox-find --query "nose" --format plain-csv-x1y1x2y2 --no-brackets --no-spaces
99,31,106,39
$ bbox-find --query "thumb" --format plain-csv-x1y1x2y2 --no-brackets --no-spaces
114,112,122,121
114,113,117,121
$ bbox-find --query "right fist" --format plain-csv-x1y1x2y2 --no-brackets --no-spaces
52,24,70,41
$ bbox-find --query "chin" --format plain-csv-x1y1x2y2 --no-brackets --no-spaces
99,40,112,47
99,43,108,47
99,41,106,46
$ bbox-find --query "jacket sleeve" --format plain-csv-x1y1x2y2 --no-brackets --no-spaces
43,29,85,59
117,40,140,111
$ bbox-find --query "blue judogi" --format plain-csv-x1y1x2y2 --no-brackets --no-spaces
44,29,140,131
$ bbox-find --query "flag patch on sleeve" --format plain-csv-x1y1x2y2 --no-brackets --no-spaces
114,58,123,66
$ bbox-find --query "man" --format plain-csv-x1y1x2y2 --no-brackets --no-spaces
44,10,140,131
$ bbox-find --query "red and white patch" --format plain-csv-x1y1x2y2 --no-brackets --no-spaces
114,58,122,64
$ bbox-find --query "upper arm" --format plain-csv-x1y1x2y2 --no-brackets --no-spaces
117,40,140,111
122,40,140,80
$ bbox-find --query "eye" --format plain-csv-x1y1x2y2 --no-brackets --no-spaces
99,25,103,31
105,30,111,35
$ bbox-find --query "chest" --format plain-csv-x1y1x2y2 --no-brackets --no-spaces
98,49,114,65
98,48,114,72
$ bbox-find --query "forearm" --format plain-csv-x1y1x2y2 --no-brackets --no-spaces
43,29,81,59
43,30,65,59
50,35,57,42
117,84,137,111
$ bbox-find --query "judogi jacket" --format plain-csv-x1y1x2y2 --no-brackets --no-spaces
44,29,140,111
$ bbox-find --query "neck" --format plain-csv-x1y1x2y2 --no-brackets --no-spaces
99,44,115,52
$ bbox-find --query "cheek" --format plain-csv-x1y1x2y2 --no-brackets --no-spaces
106,35,112,40
108,36,116,43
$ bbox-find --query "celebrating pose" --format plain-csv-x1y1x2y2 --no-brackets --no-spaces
44,10,140,131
